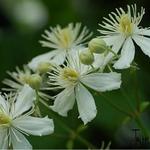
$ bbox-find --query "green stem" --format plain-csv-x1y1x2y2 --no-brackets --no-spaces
34,90,42,117
120,88,150,138
133,71,140,112
120,88,136,113
99,93,133,117
107,64,113,72
39,99,96,149
107,47,119,58
134,117,150,138
100,92,150,138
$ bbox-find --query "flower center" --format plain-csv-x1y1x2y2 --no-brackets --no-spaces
0,111,11,126
60,67,79,84
118,14,133,36
58,28,73,49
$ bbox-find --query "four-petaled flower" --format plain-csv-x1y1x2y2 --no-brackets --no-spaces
0,85,54,149
48,55,121,124
98,4,150,69
28,23,93,71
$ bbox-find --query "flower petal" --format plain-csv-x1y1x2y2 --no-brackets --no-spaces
12,116,54,136
75,83,97,124
81,72,121,92
102,35,125,67
69,47,90,74
10,128,32,149
114,37,135,69
135,28,150,36
12,84,36,118
133,35,150,57
50,87,75,116
28,50,60,71
0,128,8,149
92,53,105,69
51,50,66,65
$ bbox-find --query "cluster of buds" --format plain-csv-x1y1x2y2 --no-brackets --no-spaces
79,37,109,65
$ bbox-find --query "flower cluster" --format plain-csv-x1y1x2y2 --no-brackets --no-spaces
1,4,150,149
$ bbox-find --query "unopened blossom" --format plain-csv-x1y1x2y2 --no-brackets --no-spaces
2,65,50,101
0,85,54,149
28,23,93,71
98,4,150,69
48,54,121,124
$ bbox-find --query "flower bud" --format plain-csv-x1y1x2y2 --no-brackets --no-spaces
88,38,107,54
28,74,42,90
37,62,51,74
79,48,94,65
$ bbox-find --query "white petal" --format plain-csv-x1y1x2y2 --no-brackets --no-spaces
69,47,89,74
81,72,121,92
114,38,135,69
28,50,60,71
10,128,32,149
0,128,8,149
92,53,105,69
12,116,54,136
51,50,66,65
135,28,150,36
133,35,150,57
102,35,125,67
75,84,97,124
50,87,75,116
12,84,36,118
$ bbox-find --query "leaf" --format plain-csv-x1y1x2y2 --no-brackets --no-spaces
140,101,150,112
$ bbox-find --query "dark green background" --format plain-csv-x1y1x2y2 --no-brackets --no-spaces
0,0,150,149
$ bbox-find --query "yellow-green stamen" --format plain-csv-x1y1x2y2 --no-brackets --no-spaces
0,111,11,126
58,28,73,49
118,14,133,36
60,67,79,84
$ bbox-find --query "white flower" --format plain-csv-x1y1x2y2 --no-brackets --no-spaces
48,55,121,124
0,85,54,149
2,65,50,101
98,4,150,69
28,23,93,71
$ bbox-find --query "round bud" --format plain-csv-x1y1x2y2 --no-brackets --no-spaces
28,74,42,90
79,48,94,65
88,38,107,54
37,62,51,74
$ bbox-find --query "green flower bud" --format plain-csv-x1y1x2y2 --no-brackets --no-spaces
79,48,94,65
88,38,107,54
37,62,51,74
28,74,42,90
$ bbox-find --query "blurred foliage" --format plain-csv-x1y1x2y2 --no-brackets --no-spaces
0,0,150,149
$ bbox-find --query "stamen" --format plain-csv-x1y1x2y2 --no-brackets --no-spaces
118,14,133,36
0,111,11,126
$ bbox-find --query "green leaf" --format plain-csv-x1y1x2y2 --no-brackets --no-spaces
140,101,150,112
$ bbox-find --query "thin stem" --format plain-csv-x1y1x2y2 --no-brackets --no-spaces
39,99,96,149
107,47,119,58
100,92,150,138
133,71,140,112
34,90,42,117
120,88,136,113
107,64,113,72
99,93,133,117
51,133,69,138
120,88,150,138
134,116,150,138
